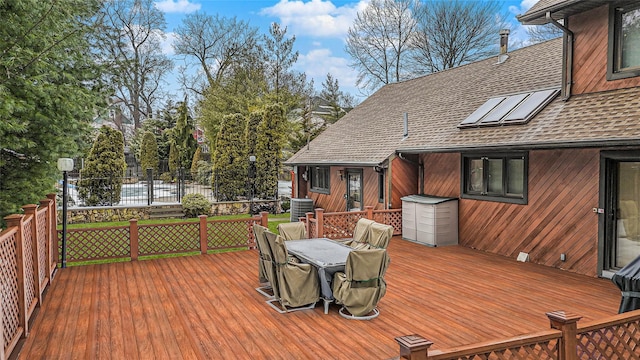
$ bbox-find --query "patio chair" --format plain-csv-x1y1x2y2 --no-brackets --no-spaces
342,218,375,249
253,223,274,298
265,232,319,313
277,222,308,240
368,222,394,249
332,249,390,320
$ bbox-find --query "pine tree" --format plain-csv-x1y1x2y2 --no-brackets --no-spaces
213,113,247,201
255,103,286,199
78,127,126,206
245,110,262,159
191,146,202,178
320,73,347,124
0,0,106,220
173,100,197,170
168,140,179,176
140,131,159,175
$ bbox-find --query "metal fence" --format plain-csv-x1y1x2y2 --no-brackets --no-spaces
66,168,216,207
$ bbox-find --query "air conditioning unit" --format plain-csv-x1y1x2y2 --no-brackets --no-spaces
290,198,314,222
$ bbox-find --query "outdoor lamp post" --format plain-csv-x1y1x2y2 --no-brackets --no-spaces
57,157,73,268
249,155,256,214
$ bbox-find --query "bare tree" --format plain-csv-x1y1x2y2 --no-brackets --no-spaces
173,13,259,94
96,0,173,129
345,0,418,94
411,0,507,73
526,24,563,44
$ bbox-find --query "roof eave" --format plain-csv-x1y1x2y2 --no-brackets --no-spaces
284,161,382,167
517,0,605,25
397,139,640,154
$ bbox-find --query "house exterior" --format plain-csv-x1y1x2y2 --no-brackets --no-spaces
286,0,640,278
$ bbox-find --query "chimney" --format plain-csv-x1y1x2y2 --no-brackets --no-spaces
497,29,510,64
403,113,408,138
500,29,510,54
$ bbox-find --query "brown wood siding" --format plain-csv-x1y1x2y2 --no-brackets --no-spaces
422,153,460,197
571,5,640,95
390,157,419,208
309,166,384,212
421,149,600,277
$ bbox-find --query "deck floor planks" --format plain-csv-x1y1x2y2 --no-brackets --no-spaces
159,255,237,358
200,252,301,359
52,265,86,360
19,262,77,358
18,238,622,359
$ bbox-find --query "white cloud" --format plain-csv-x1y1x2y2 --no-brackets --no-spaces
260,0,369,38
160,32,177,55
508,0,538,16
296,48,359,95
155,0,201,14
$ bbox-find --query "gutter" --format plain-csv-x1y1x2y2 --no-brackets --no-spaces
284,161,381,167
546,12,574,101
396,138,640,154
517,0,585,24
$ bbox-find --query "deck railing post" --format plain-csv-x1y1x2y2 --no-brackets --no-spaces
22,204,42,306
199,215,208,254
130,219,139,261
395,334,433,360
315,208,324,238
4,214,29,337
39,199,53,285
46,193,58,274
305,212,315,237
365,205,374,220
546,311,582,360
260,211,269,228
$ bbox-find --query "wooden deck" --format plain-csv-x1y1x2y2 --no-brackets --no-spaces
17,238,620,360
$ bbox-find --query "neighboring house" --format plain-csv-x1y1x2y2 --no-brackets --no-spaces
285,0,640,278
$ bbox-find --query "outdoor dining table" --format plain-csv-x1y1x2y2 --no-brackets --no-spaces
285,238,353,314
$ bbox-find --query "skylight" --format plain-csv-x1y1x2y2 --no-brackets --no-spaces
459,89,560,128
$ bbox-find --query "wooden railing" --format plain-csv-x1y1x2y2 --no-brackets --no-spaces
397,310,640,360
57,212,268,264
301,206,402,239
1,194,58,360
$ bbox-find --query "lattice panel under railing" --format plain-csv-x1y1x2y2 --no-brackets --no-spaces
322,212,366,239
207,219,255,250
308,219,317,238
138,222,199,256
37,209,49,286
577,320,640,359
434,341,559,360
60,227,130,262
22,216,37,312
374,210,402,235
1,229,22,355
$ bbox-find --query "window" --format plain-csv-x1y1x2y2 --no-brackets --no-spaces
462,153,528,204
378,172,385,203
310,166,330,194
608,2,640,80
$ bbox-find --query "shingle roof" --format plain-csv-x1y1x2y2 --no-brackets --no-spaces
285,38,640,166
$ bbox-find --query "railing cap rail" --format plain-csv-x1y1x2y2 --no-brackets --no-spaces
426,329,562,359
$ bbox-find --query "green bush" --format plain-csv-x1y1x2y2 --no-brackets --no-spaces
195,160,212,185
182,193,211,218
281,199,290,212
160,172,173,183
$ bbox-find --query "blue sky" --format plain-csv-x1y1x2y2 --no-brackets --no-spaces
154,0,540,98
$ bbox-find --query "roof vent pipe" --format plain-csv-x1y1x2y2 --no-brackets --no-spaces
497,29,510,64
403,112,408,138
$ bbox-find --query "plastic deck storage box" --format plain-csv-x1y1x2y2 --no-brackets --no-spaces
401,195,458,247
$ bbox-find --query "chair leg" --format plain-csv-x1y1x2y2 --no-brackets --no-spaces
256,284,274,298
338,307,380,320
266,298,317,314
